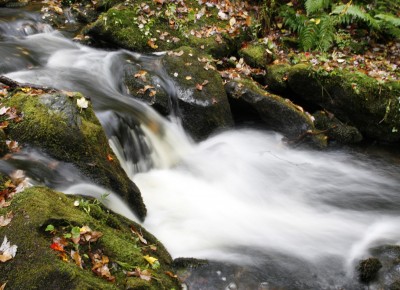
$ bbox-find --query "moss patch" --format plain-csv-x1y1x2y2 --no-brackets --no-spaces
0,186,180,289
84,1,249,58
3,90,146,220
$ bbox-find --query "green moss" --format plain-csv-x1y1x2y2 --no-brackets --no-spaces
285,64,400,142
239,43,274,69
0,187,180,289
3,90,146,220
264,64,290,94
85,1,248,58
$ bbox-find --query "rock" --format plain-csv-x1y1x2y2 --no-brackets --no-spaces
151,47,234,140
265,64,400,143
366,245,400,289
238,42,275,69
0,186,180,289
123,60,171,117
0,0,28,8
313,110,363,144
84,1,248,58
3,90,146,220
225,78,327,148
357,257,382,284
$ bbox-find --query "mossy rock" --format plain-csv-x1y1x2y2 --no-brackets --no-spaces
0,0,29,8
2,90,146,220
161,46,234,140
238,42,275,69
84,1,248,58
0,186,181,289
357,257,382,284
313,110,363,144
225,78,327,148
266,63,400,143
123,59,171,117
264,64,290,95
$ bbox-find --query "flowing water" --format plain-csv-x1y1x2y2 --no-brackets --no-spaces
1,7,400,289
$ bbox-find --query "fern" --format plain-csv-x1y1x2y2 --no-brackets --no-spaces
299,23,317,51
305,0,332,15
375,13,400,27
332,4,378,29
317,16,336,51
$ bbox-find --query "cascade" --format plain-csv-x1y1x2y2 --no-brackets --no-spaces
1,8,400,289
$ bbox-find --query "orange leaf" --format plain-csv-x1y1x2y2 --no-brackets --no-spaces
147,40,158,49
107,154,114,161
50,242,64,252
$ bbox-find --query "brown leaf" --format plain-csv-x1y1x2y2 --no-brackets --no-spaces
147,40,158,49
130,225,147,245
71,250,83,268
134,70,148,82
165,271,178,278
0,121,8,129
196,83,203,91
148,90,157,97
0,282,7,290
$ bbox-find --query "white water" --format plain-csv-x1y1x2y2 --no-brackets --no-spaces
132,130,400,268
2,8,400,288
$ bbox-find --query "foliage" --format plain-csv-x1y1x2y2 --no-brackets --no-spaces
274,0,400,51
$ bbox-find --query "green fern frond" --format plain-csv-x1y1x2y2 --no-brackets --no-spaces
317,16,335,51
299,23,317,51
332,4,378,29
305,0,331,15
375,13,400,27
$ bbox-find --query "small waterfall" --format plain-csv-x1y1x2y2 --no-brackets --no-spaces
1,8,400,289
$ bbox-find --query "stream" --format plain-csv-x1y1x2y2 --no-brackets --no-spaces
1,7,400,290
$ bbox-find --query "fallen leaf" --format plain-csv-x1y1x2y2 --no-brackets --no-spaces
0,211,13,227
143,255,158,265
77,97,89,110
130,225,147,245
0,236,17,262
127,268,152,281
0,121,9,129
196,83,203,91
229,17,236,27
50,242,64,252
147,39,158,49
185,76,192,80
165,271,178,278
0,107,9,116
71,250,83,269
107,154,114,162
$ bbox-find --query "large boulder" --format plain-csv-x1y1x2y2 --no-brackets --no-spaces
124,47,234,141
225,78,327,148
0,186,180,289
84,1,250,58
265,64,400,143
1,88,146,220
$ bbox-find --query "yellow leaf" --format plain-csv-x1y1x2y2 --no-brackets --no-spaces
143,255,158,265
315,18,321,25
